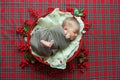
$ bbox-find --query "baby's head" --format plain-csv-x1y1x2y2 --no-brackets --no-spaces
62,17,80,40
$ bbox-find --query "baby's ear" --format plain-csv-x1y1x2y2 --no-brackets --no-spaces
78,31,80,34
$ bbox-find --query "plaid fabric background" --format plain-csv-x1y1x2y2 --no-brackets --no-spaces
0,0,120,80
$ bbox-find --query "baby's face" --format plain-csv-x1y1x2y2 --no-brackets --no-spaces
66,27,79,40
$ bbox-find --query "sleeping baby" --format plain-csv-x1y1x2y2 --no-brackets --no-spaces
30,17,80,57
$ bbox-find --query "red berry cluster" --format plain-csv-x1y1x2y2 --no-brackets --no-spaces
80,48,89,56
77,61,88,73
47,7,54,13
77,48,89,73
16,26,27,36
81,10,87,19
18,43,30,52
67,62,74,72
66,7,74,14
80,10,91,33
29,9,40,19
19,58,29,69
24,20,34,27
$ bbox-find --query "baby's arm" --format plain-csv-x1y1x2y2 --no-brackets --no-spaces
40,40,54,48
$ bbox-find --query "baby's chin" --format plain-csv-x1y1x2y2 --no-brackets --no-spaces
70,37,76,40
71,35,78,40
64,34,76,41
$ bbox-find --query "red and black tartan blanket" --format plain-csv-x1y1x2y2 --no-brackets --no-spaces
0,0,120,80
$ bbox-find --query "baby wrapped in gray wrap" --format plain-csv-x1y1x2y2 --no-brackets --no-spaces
30,25,70,57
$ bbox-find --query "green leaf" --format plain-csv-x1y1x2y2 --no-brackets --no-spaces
78,13,83,16
79,8,84,13
74,8,84,16
74,8,79,16
24,25,28,32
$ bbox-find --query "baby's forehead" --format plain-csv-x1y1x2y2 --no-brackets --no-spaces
72,24,80,29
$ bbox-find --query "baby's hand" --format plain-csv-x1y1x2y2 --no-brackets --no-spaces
40,40,54,48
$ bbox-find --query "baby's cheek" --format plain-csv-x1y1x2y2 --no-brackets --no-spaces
75,34,77,37
72,33,75,36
